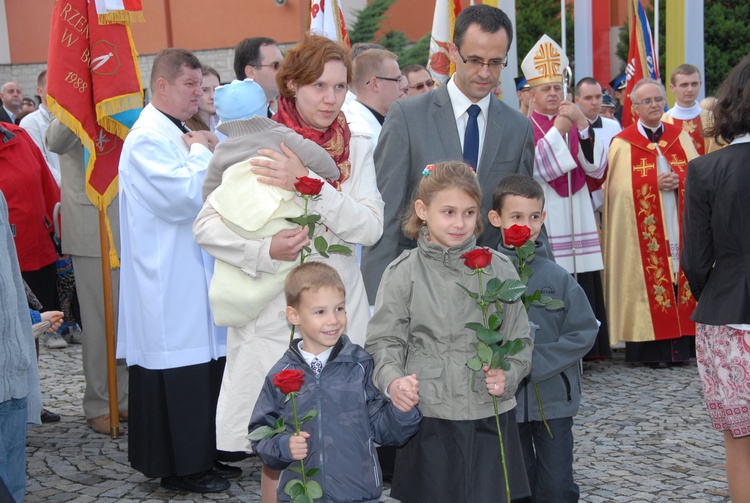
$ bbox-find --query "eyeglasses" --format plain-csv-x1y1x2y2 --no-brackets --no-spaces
375,76,402,83
409,80,435,91
455,47,508,71
254,61,282,71
633,96,666,107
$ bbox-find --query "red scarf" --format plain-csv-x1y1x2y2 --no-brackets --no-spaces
272,96,351,190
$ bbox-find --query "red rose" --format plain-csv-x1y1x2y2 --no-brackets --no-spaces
294,176,325,196
273,369,306,395
503,225,531,248
461,247,493,270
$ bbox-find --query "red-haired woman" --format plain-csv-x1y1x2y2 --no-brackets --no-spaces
193,33,384,500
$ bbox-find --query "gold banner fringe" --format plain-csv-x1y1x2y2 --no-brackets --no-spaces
97,10,145,25
47,95,121,269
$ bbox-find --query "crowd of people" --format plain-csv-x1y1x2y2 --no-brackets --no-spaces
1,3,750,502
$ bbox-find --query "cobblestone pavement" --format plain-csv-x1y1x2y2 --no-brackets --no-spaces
26,343,730,502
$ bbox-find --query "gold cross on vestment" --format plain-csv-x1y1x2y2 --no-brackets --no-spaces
634,158,655,177
669,154,687,171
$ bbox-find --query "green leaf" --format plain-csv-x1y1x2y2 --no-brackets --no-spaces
284,479,305,495
246,425,276,441
464,322,485,333
544,298,566,311
467,358,483,371
286,216,310,227
302,246,311,255
477,341,493,364
481,292,497,304
306,480,323,499
493,302,505,322
488,313,502,332
307,214,321,224
305,468,320,477
496,279,526,303
477,327,503,345
292,494,312,503
519,239,536,258
456,283,480,301
491,350,502,369
485,277,503,296
519,267,533,285
528,290,542,302
327,244,352,255
502,338,527,356
497,358,511,371
314,236,328,254
289,465,304,474
299,409,318,423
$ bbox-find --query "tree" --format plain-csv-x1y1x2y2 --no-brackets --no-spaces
515,0,574,75
347,0,430,68
704,0,750,95
616,1,750,96
348,0,397,45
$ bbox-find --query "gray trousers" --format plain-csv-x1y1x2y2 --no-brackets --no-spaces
73,255,128,419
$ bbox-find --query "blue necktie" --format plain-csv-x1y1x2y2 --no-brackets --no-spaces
311,358,323,377
463,104,481,170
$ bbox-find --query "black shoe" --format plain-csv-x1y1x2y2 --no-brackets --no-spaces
40,408,61,423
647,362,670,369
212,461,242,479
160,472,230,493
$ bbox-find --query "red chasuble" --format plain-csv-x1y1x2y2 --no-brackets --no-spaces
616,123,696,339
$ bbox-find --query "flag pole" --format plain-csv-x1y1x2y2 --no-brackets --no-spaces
561,0,566,57
98,208,120,438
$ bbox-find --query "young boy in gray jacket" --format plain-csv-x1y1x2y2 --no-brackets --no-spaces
488,175,598,503
249,262,421,503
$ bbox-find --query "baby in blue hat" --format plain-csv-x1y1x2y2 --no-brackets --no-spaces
198,79,341,327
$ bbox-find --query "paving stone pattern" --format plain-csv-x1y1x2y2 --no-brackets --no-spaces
27,344,730,502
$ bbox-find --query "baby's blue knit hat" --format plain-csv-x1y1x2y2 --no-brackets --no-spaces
214,79,267,122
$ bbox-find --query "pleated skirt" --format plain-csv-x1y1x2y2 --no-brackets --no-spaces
391,411,531,502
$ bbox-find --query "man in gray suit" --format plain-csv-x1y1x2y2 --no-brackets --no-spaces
361,4,535,301
45,119,128,434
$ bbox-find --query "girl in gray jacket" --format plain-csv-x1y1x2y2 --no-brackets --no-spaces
366,162,533,502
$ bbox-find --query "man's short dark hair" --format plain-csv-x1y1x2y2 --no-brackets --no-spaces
150,48,201,89
453,4,513,51
575,77,600,96
233,37,277,80
401,64,427,78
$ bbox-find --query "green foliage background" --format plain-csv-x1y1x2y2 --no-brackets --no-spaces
348,0,749,95
614,1,749,95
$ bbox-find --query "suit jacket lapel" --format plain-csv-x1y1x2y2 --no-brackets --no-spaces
431,86,463,160
478,98,503,175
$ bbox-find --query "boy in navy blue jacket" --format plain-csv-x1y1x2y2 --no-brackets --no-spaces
488,175,598,503
249,262,421,503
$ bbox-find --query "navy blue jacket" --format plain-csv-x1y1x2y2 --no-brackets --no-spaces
497,242,598,422
250,335,421,502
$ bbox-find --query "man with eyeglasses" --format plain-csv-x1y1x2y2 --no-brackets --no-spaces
233,37,284,116
522,35,610,362
401,64,435,96
342,48,404,147
662,64,719,155
361,4,534,303
604,77,699,368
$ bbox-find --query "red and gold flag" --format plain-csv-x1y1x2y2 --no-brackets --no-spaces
47,0,143,266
